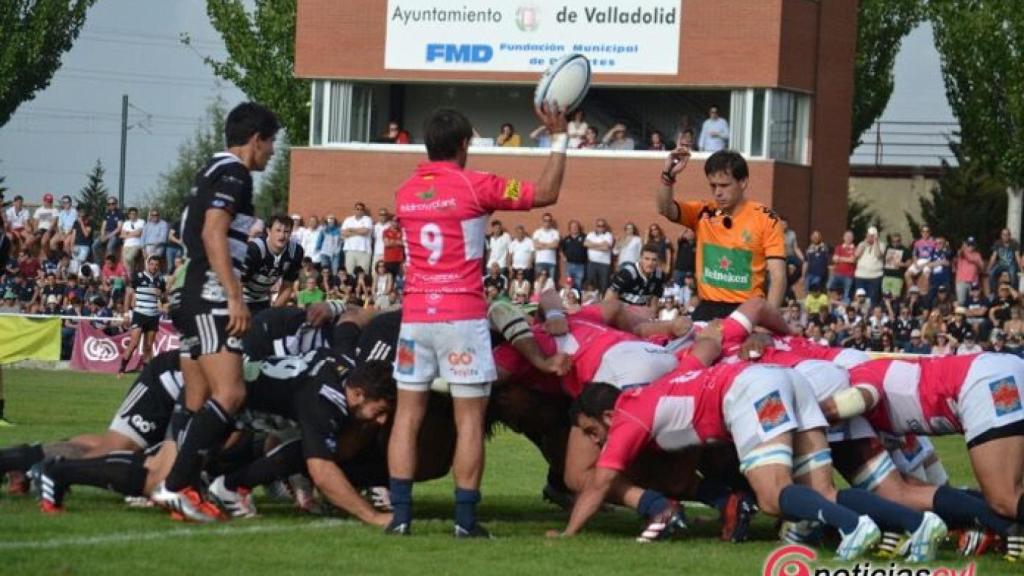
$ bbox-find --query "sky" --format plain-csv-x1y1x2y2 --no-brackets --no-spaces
0,4,955,206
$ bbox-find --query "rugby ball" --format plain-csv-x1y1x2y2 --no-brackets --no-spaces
533,53,592,114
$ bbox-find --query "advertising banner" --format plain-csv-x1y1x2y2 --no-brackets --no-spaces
70,321,180,373
385,0,682,75
0,316,61,364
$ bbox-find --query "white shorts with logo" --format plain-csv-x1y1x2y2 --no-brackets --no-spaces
793,360,876,442
957,353,1024,443
592,340,678,390
394,319,497,399
723,365,828,459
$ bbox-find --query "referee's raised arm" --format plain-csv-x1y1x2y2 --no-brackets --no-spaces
655,145,690,223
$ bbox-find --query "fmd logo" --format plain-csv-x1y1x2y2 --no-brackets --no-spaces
426,44,493,63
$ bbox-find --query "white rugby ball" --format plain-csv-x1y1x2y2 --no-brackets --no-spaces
534,53,591,113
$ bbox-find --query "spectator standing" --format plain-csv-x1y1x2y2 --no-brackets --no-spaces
613,223,642,270
803,230,830,293
486,220,512,277
905,225,937,293
93,197,122,262
317,215,343,273
656,148,786,319
342,202,373,274
698,105,729,152
881,232,910,298
853,226,884,305
496,123,521,147
600,123,635,150
33,193,59,252
531,212,560,281
645,223,673,275
300,215,322,267
70,208,93,266
566,109,588,149
119,207,145,272
165,219,183,274
830,230,857,301
142,209,169,262
508,225,535,281
289,214,304,243
988,228,1021,292
927,237,953,301
560,219,587,290
382,219,404,279
672,226,696,286
780,218,805,296
584,218,614,293
372,209,391,270
954,237,985,304
52,195,78,254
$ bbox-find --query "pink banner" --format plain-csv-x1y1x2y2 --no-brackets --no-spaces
70,320,180,373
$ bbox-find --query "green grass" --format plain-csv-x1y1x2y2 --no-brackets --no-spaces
0,368,1015,575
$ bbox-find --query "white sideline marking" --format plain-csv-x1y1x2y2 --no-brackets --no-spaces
0,518,356,550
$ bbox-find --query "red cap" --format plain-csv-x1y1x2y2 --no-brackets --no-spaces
43,193,53,202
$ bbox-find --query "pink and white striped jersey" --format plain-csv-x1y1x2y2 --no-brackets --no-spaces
396,161,535,323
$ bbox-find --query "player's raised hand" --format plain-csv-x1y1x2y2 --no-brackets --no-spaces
535,100,568,134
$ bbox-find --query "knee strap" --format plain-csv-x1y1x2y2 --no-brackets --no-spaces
793,449,832,478
739,443,793,474
488,301,532,344
851,451,896,491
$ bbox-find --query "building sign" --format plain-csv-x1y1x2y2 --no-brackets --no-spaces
384,1,682,75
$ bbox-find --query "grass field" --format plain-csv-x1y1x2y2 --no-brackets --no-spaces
0,368,1015,575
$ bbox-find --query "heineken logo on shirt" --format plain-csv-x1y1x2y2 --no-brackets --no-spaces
702,244,752,289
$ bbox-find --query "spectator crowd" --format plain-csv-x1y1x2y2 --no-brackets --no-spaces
8,188,1024,360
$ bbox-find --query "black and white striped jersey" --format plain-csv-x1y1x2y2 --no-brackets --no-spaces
174,152,255,309
131,271,166,317
243,306,341,361
241,237,304,305
609,262,665,306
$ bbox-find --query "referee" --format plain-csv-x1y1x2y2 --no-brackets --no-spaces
656,148,786,320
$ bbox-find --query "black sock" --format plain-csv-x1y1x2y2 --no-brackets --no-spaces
205,430,259,479
165,399,234,491
119,357,128,372
0,398,6,419
933,485,1014,535
224,439,304,491
52,452,148,496
1018,493,1024,524
0,443,44,474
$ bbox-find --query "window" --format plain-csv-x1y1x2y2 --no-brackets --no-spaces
309,80,377,145
730,88,809,164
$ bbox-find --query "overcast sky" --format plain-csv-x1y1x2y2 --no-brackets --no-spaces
0,3,954,206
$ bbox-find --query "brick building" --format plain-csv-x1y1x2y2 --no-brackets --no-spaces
290,0,857,242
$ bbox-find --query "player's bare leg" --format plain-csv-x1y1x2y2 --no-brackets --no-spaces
118,327,143,377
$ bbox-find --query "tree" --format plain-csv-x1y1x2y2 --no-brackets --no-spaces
850,0,925,151
930,2,1024,235
77,159,109,227
255,138,290,218
185,0,307,211
906,142,1008,255
148,100,227,219
847,198,882,241
0,0,96,127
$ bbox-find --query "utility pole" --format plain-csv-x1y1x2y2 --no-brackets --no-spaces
118,94,128,206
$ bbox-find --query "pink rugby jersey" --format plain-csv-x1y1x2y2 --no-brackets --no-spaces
849,355,978,435
396,161,534,322
597,358,751,472
533,305,638,397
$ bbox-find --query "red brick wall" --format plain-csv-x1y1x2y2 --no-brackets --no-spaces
294,0,814,91
289,147,791,237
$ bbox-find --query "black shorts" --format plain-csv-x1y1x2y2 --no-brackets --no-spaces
691,300,741,322
173,305,244,360
131,311,160,333
108,380,175,449
383,262,401,277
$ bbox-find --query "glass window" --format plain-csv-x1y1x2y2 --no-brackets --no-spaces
767,89,810,164
751,89,766,157
311,81,324,145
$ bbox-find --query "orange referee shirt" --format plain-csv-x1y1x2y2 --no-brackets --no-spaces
674,199,785,303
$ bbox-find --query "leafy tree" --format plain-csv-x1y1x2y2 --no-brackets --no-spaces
255,139,290,218
906,142,1007,254
851,0,925,151
148,100,227,219
77,159,109,227
0,0,96,126
847,198,882,241
930,2,1024,232
185,0,306,210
